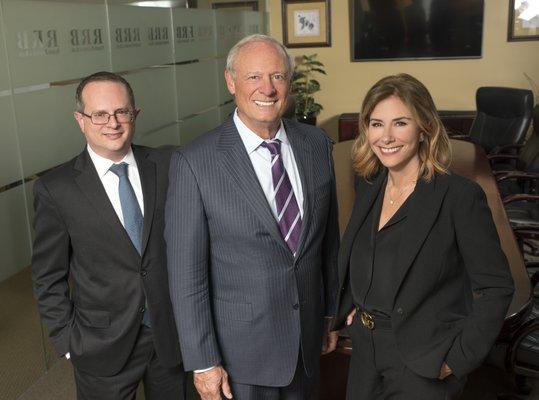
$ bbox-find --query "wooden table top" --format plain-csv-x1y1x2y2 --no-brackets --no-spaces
333,139,532,322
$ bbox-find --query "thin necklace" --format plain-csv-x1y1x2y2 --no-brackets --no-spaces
387,180,417,206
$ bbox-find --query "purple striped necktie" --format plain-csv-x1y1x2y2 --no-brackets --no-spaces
260,140,302,254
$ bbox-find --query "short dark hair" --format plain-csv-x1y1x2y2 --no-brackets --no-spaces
75,71,135,112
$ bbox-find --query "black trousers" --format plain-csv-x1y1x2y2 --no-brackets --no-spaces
74,326,186,400
228,350,317,400
346,315,466,400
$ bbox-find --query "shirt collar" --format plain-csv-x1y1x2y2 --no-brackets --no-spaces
233,109,289,154
86,144,136,178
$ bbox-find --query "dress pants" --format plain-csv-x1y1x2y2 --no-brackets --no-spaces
74,326,185,400
229,350,316,400
346,314,466,400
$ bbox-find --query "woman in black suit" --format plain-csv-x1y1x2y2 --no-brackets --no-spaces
333,74,514,400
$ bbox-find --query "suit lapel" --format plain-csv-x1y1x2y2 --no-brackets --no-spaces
338,171,386,283
133,146,156,256
392,174,449,306
217,119,290,254
283,120,313,259
73,149,139,259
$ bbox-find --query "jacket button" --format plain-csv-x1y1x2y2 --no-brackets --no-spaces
293,303,299,310
140,270,147,277
139,306,145,313
396,307,404,315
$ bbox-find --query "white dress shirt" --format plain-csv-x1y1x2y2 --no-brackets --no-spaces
64,145,144,361
86,145,144,222
234,109,304,218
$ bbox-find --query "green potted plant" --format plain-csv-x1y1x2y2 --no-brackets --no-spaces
291,54,326,126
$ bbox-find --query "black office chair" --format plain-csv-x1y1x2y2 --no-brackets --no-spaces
496,227,539,400
495,107,539,222
489,106,539,177
454,87,534,155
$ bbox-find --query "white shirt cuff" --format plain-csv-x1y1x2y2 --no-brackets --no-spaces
194,366,216,373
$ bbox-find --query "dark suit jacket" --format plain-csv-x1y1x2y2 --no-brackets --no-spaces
31,145,182,376
333,171,514,379
165,117,339,386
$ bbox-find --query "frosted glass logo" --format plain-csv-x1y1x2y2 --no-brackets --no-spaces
175,25,194,43
114,27,142,49
148,26,169,46
16,30,59,57
70,29,104,53
217,24,241,39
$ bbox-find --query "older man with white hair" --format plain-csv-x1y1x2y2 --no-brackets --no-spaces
165,34,339,400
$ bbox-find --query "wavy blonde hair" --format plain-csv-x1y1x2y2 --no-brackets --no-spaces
352,73,451,181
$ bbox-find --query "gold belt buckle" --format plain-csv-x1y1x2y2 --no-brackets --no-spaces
360,311,375,330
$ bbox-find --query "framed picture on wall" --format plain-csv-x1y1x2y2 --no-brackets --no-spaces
508,0,539,41
282,0,331,48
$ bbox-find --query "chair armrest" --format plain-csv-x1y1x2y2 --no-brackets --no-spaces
505,318,539,374
489,144,525,155
503,194,539,205
513,226,539,237
497,171,539,184
488,154,520,169
503,267,539,373
488,154,519,161
451,134,473,142
493,170,518,177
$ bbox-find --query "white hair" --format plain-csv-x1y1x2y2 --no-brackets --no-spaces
225,34,295,79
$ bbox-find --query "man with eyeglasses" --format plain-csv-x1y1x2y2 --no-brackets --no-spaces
31,71,186,400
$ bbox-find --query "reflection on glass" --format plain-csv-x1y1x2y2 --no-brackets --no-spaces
176,60,218,118
127,67,177,135
14,84,84,176
179,108,219,144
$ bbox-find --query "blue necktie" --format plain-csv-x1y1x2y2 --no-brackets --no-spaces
109,162,143,253
109,162,151,327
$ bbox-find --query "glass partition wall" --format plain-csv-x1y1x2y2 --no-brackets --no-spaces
0,1,266,398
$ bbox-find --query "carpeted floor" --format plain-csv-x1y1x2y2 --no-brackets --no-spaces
14,358,539,400
0,267,50,400
16,359,198,400
2,267,538,400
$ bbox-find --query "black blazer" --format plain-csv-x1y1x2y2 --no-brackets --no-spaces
333,171,514,379
31,145,182,376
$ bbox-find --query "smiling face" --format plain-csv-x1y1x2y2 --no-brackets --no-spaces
367,95,422,175
225,41,290,139
74,81,139,162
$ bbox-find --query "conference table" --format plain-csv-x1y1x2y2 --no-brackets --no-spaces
320,139,533,399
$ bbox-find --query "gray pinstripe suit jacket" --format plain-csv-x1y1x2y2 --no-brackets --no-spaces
165,117,339,387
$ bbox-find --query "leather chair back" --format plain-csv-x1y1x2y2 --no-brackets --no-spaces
469,87,534,153
522,105,539,173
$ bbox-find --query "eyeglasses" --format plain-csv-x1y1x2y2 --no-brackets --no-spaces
79,109,136,125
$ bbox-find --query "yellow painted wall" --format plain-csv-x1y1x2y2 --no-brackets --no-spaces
267,0,539,140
